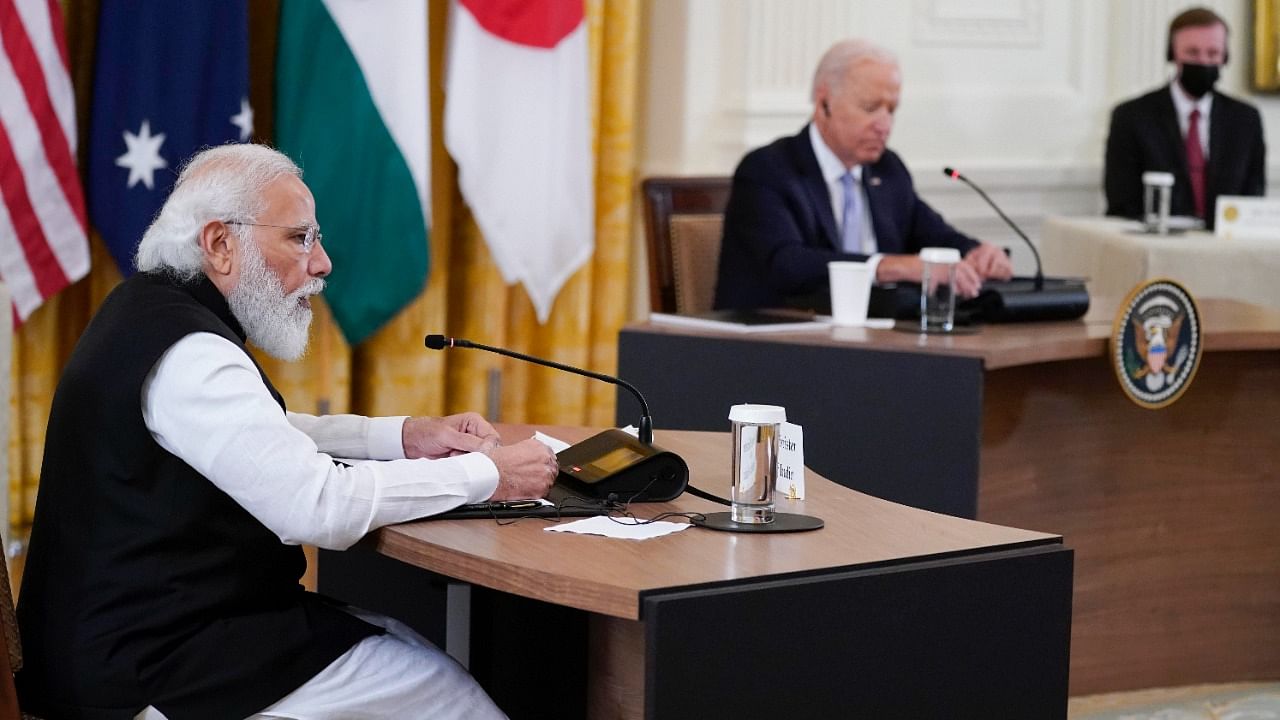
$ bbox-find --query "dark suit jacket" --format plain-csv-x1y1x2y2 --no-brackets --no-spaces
713,125,978,311
1104,85,1266,227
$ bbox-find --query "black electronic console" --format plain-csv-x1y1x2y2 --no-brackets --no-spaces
964,276,1090,322
555,428,688,502
869,278,1089,324
424,334,689,503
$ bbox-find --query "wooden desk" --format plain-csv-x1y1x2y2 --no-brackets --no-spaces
321,427,1072,719
616,300,1280,695
1040,216,1280,311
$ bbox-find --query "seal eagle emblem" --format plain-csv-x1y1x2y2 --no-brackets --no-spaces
1111,279,1202,409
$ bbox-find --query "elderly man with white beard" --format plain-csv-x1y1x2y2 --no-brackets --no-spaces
15,144,554,720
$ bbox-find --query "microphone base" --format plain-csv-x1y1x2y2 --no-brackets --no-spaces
693,512,824,533
555,429,688,503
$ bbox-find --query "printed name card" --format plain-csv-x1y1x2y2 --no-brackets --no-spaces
776,422,805,500
1215,196,1280,240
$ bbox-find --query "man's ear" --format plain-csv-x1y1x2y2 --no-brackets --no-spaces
813,87,830,119
200,221,236,278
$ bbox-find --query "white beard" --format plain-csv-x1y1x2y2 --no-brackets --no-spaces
227,239,324,361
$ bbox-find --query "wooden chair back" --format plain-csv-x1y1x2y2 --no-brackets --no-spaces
640,177,732,314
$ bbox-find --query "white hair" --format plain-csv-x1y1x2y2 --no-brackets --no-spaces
811,39,898,102
134,144,301,279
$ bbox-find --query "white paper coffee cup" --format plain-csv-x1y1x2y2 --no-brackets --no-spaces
828,261,873,326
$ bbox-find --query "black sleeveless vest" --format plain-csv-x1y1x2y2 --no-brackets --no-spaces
16,273,377,719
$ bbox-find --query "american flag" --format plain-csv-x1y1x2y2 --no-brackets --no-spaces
0,0,90,322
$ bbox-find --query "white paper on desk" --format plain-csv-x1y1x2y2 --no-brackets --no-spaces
816,315,895,329
532,431,571,453
857,318,896,329
534,427,637,454
544,516,692,540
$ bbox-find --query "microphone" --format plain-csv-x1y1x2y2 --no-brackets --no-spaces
943,166,1043,290
933,167,1089,323
425,334,688,504
424,334,655,445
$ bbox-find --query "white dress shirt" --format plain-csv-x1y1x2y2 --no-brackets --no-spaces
1170,83,1213,160
140,332,499,551
809,123,883,278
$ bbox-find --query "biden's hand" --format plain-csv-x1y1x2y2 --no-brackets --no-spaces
876,254,983,298
963,242,1014,281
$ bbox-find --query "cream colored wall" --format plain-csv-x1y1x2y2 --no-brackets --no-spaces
633,0,1280,303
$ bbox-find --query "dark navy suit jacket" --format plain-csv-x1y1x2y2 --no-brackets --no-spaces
713,125,978,311
1104,86,1266,227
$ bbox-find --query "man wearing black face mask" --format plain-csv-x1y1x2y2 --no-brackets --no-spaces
1103,7,1266,228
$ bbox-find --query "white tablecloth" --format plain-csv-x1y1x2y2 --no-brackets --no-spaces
1040,216,1280,310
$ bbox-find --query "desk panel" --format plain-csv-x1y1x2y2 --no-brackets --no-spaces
320,428,1071,719
981,351,1280,693
617,332,983,517
645,546,1072,718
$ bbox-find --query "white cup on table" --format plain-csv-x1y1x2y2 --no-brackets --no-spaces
827,261,873,326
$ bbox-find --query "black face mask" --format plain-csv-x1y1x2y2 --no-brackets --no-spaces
1178,63,1220,98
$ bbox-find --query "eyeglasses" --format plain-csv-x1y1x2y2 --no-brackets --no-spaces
224,221,323,254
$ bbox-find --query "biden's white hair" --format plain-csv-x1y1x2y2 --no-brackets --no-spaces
134,144,301,280
811,39,898,102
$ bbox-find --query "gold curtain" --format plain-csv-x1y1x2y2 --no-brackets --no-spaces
9,0,641,538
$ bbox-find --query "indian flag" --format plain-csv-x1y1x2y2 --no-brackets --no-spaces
275,0,429,345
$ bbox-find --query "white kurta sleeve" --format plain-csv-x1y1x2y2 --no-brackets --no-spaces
284,412,408,460
141,332,499,550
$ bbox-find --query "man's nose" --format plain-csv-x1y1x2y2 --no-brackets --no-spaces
309,242,332,278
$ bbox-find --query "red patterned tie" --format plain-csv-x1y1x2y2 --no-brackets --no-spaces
1186,108,1206,218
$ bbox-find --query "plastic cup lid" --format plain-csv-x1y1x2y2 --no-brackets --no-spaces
728,404,787,424
1142,171,1175,187
919,247,961,264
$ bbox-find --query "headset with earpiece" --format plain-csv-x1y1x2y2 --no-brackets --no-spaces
1165,16,1229,63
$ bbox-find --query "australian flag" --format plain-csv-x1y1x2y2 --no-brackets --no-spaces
87,0,250,274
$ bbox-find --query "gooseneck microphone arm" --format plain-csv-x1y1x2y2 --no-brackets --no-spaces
424,334,655,444
943,167,1044,291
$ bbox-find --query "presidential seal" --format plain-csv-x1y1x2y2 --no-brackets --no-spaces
1111,279,1202,409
